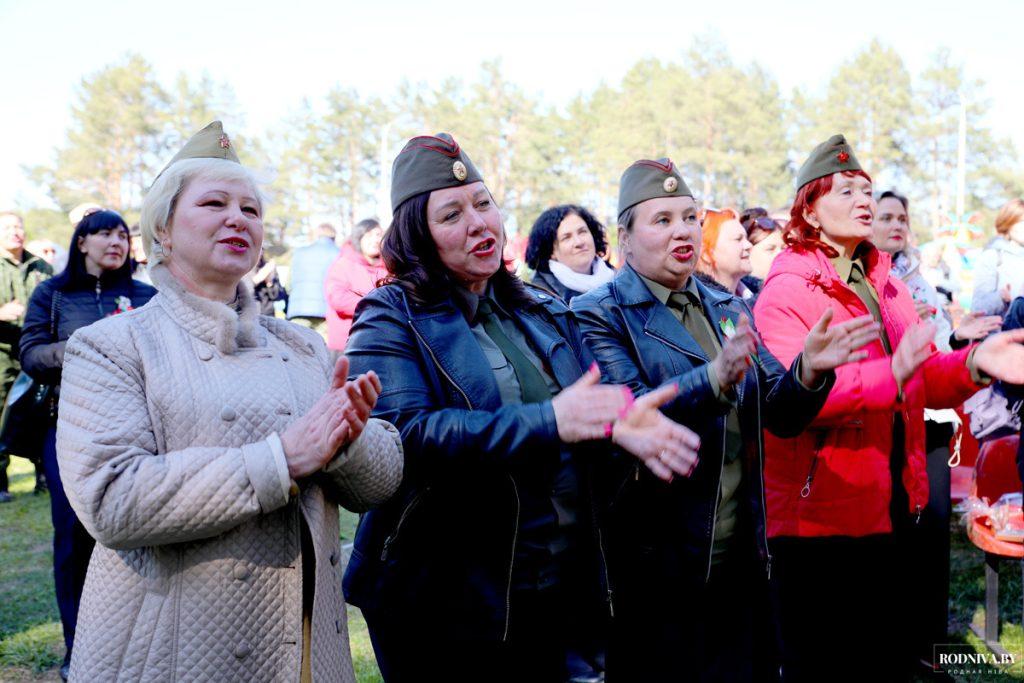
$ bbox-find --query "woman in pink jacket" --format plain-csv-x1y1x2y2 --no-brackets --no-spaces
325,218,387,351
753,135,1024,681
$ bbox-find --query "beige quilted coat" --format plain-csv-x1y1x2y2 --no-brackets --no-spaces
56,264,403,682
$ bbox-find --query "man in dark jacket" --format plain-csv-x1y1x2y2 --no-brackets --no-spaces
571,158,878,681
0,211,52,501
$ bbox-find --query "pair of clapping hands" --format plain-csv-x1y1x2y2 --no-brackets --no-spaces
555,310,886,483
281,357,381,479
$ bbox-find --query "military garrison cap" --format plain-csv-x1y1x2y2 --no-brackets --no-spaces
156,120,240,181
795,134,863,189
617,158,692,217
390,133,484,210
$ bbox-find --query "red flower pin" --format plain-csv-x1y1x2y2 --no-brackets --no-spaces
837,151,850,163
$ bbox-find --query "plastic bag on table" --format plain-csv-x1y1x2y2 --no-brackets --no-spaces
988,492,1024,543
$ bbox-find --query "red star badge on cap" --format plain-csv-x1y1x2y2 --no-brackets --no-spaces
837,151,850,163
219,134,231,149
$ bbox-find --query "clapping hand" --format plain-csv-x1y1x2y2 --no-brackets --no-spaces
891,321,936,387
281,356,382,479
612,382,701,482
800,309,880,386
953,312,1002,342
711,314,759,393
973,329,1024,385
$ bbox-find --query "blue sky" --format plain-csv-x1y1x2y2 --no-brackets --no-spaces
2,0,1021,209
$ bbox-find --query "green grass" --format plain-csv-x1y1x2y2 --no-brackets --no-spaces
4,453,1024,681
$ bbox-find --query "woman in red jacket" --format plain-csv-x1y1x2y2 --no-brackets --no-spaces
324,218,387,351
754,135,1024,681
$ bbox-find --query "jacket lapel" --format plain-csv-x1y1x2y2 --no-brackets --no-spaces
516,301,581,389
408,301,503,411
616,265,710,362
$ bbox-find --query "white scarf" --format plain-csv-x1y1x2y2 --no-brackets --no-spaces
548,258,615,294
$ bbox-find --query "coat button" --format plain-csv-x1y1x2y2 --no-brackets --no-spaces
197,346,214,361
329,551,339,566
335,619,342,634
234,641,251,658
220,407,236,422
233,564,251,580
281,351,290,361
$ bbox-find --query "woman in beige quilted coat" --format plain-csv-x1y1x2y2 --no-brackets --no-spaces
55,121,404,682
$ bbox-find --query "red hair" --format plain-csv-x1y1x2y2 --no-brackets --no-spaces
784,170,872,258
699,207,739,271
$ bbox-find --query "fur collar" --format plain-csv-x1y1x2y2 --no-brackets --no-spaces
149,263,262,354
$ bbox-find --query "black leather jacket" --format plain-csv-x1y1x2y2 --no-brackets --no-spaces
571,264,834,588
343,282,606,641
530,269,583,305
20,273,157,386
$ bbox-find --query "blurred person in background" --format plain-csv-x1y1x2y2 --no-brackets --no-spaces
739,207,785,287
20,209,157,679
250,252,288,316
972,198,1024,316
25,239,59,266
525,204,614,305
128,224,152,285
286,222,339,337
67,203,101,229
324,218,387,351
0,210,52,502
696,207,756,300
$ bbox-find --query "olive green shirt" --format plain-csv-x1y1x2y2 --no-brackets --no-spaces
637,274,741,562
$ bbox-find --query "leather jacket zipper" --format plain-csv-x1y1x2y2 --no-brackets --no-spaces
595,525,614,618
801,433,827,499
753,372,772,580
704,416,728,583
95,280,103,317
410,322,474,410
502,475,520,642
380,488,430,561
410,320,521,641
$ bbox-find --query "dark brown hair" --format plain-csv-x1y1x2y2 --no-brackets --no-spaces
381,191,534,307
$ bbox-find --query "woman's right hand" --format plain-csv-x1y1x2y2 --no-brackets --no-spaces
280,356,382,479
953,312,1003,342
891,321,935,388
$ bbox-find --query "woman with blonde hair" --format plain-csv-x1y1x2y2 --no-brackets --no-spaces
56,122,403,682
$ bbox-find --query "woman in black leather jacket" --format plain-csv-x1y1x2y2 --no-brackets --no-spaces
19,209,156,679
343,134,699,683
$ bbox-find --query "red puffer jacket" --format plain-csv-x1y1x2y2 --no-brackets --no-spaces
753,245,980,538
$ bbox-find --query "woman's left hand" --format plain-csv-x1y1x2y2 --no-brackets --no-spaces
329,355,382,444
612,382,702,482
800,309,881,386
280,356,381,479
972,329,1024,384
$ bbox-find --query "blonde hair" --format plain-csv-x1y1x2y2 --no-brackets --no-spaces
994,198,1024,235
140,158,266,265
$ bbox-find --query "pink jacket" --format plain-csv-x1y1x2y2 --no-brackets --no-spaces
324,243,388,351
753,245,980,538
